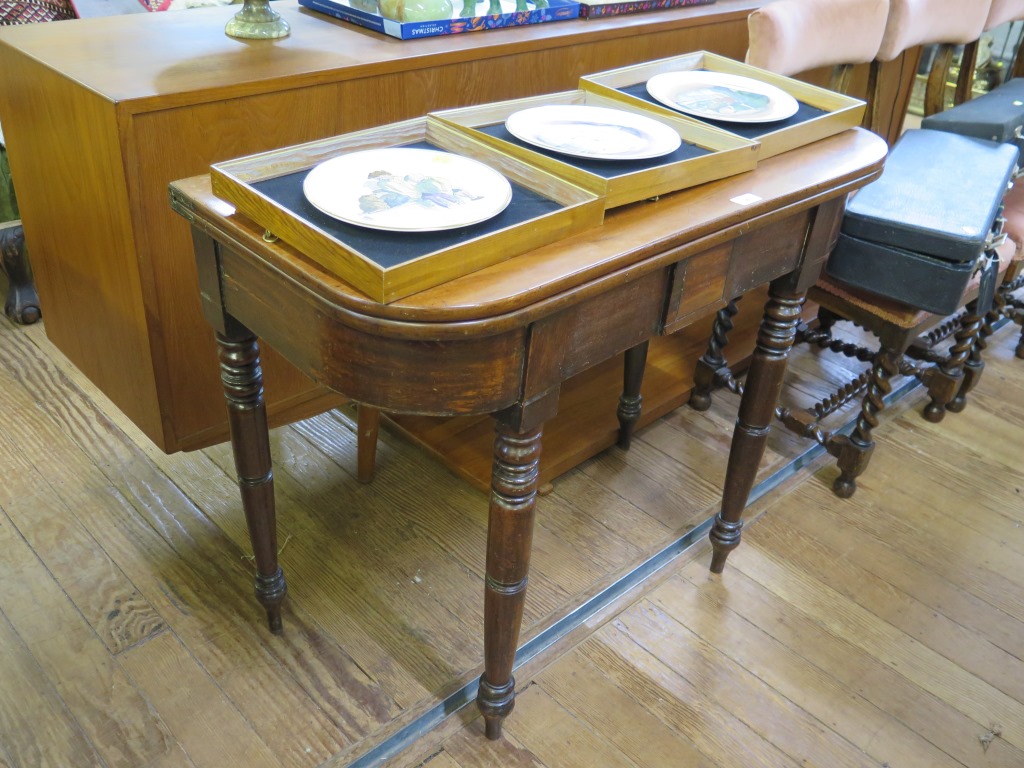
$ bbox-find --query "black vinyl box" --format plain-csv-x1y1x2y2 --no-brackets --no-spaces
827,233,977,314
921,78,1024,151
825,129,1018,314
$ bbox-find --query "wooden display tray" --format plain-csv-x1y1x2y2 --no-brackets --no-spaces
209,117,604,303
581,51,866,159
432,89,759,209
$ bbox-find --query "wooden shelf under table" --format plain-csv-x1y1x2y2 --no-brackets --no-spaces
387,295,765,492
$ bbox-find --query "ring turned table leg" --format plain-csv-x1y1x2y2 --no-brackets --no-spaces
477,420,543,740
617,341,648,450
217,324,287,634
710,283,804,573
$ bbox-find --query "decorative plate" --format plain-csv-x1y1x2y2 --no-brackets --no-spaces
302,147,513,232
504,104,683,160
645,71,800,124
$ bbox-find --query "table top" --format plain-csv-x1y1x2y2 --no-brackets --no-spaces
171,126,887,329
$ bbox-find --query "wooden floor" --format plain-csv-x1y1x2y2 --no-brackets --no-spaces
0,307,1021,768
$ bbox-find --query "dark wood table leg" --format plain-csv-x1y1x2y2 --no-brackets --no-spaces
617,341,648,450
709,283,804,573
477,417,544,740
217,320,287,634
356,404,381,483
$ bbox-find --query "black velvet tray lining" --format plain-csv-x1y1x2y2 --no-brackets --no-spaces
476,122,711,176
250,141,562,270
620,81,829,140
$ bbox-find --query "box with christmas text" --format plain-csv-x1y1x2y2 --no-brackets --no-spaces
299,0,580,39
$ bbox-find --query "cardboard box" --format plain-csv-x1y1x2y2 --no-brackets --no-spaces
299,0,579,39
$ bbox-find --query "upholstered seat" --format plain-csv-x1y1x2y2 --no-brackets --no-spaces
745,0,889,76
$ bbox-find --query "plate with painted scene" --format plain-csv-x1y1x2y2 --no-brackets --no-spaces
646,70,800,123
504,104,683,160
302,147,513,232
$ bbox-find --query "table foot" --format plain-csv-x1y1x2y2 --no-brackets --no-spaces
709,514,743,573
256,567,287,634
478,676,515,740
831,435,874,499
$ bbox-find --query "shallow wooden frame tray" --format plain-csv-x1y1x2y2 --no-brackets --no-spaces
209,117,604,303
432,89,759,209
580,51,866,159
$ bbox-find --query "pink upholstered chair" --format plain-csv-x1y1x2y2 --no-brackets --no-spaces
878,0,994,116
745,0,890,126
984,0,1024,80
986,0,1024,34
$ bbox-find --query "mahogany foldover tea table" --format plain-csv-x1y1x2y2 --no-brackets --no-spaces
169,127,886,739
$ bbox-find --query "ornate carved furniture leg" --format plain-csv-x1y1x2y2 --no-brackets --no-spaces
1004,276,1024,358
356,404,380,483
217,320,287,634
949,300,998,413
616,341,648,450
1017,305,1024,359
831,347,898,498
477,412,545,740
710,282,803,573
0,221,40,325
922,299,981,422
689,298,740,412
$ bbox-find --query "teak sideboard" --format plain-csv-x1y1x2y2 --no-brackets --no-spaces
0,1,914,454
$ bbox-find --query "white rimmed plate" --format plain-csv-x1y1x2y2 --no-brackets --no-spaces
504,104,683,160
302,147,513,232
646,70,800,124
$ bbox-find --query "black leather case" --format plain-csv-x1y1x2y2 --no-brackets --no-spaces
826,232,977,315
840,129,1018,263
922,78,1024,150
825,129,1017,314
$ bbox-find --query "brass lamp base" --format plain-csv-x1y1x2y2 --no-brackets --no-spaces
225,0,290,39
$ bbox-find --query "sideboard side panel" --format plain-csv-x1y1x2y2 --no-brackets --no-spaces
0,49,165,443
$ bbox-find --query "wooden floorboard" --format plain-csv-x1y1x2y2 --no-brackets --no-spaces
1,306,1022,767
